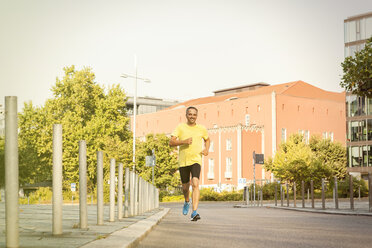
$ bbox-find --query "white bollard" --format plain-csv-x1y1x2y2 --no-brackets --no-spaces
118,163,123,220
138,177,143,215
109,158,116,222
52,124,63,235
134,173,139,215
97,151,104,225
79,140,88,229
124,167,130,217
129,171,135,216
5,96,19,247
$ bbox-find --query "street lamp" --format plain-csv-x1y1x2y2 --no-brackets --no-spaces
121,67,151,173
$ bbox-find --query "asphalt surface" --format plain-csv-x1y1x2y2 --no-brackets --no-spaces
137,202,372,248
0,203,164,248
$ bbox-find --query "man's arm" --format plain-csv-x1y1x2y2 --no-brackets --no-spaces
169,136,192,147
202,137,210,156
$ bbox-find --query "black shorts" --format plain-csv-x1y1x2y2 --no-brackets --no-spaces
179,163,201,184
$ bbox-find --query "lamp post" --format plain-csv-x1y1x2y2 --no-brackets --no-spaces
121,58,151,172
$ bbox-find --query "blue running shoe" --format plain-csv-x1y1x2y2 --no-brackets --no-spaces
182,201,190,215
191,210,201,221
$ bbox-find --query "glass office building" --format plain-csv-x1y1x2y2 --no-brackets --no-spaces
344,12,372,175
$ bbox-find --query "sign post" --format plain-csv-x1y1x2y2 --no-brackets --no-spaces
145,149,156,184
252,151,264,206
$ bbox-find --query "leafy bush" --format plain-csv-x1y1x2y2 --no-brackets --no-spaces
19,187,53,204
338,176,368,198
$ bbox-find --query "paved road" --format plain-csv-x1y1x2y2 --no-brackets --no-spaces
137,202,372,248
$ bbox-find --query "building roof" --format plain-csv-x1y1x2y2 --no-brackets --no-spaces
213,82,270,95
167,81,345,110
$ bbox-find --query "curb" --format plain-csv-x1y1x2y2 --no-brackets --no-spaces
80,208,170,248
234,204,372,217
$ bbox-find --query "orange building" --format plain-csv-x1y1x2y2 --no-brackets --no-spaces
134,81,346,190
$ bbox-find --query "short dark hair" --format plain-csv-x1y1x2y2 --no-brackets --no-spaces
186,106,198,114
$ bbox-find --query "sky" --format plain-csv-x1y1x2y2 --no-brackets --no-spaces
1,0,372,110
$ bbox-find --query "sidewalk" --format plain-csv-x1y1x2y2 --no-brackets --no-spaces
0,203,169,248
234,198,372,216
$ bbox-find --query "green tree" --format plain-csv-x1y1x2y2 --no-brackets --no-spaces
18,65,131,192
340,37,372,97
264,134,326,187
309,135,347,179
135,133,180,190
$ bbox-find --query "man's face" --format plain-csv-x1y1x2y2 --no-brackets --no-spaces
186,108,198,125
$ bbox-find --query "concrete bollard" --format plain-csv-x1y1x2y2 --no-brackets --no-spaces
245,186,249,205
286,182,289,207
138,177,143,215
134,173,139,215
280,184,283,207
109,158,116,222
369,173,372,212
334,176,339,210
260,189,263,207
301,181,305,208
293,182,296,208
156,188,159,208
350,175,354,210
97,151,104,225
129,171,135,216
5,96,19,247
321,178,325,210
79,140,88,229
124,167,130,218
145,181,149,211
52,124,63,235
118,163,123,220
311,180,314,208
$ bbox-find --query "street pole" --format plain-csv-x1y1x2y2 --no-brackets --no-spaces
253,151,256,206
132,55,137,172
152,149,155,185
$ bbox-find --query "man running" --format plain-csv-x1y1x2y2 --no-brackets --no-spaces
169,106,210,221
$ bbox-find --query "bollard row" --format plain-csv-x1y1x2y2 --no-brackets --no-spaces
3,107,161,248
243,175,372,212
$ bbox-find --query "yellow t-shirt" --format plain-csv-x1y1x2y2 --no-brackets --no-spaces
171,123,209,167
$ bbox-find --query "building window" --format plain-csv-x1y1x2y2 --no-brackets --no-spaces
368,119,372,141
226,139,232,151
257,105,261,112
329,132,334,142
225,157,232,178
368,97,372,115
297,105,300,112
209,141,214,152
350,120,367,141
281,128,287,142
299,130,304,136
323,132,327,139
245,114,250,126
208,159,214,179
305,130,310,144
351,146,360,167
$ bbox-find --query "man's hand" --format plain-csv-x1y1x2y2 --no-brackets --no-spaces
202,148,209,156
183,137,192,145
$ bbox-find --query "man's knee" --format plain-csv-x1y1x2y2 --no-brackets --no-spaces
182,183,190,191
191,178,199,189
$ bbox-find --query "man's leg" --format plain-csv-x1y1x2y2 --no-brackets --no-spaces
182,182,190,202
179,166,191,215
191,177,199,211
